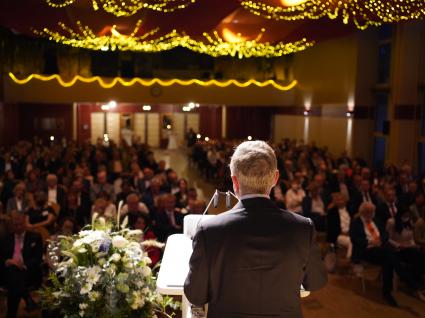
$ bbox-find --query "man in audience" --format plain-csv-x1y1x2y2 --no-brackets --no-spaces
376,188,400,227
0,212,43,318
350,202,399,306
350,179,377,215
411,192,425,224
45,174,67,215
327,193,352,259
153,194,184,242
120,193,149,228
90,170,115,202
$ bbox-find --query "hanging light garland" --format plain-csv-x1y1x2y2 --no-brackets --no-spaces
8,72,298,91
34,21,315,58
44,0,196,17
240,0,425,30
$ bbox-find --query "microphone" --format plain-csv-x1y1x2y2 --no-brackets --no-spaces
225,191,231,208
213,190,219,208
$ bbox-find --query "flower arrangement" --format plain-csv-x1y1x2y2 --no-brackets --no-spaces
42,206,179,318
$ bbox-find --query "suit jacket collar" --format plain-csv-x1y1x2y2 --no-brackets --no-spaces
234,197,278,211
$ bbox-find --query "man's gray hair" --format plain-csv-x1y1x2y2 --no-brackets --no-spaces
230,141,277,195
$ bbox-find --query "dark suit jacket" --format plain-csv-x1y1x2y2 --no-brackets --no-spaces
326,207,351,244
349,216,387,263
0,231,44,287
152,208,185,242
184,197,327,318
349,190,377,215
375,202,401,227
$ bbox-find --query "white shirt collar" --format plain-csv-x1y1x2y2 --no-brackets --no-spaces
240,194,270,200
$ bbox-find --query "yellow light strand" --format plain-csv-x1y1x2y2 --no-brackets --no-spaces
240,0,425,29
8,72,298,91
34,21,315,57
44,0,197,17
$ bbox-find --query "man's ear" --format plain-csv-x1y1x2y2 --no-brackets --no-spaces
273,170,280,187
231,175,240,195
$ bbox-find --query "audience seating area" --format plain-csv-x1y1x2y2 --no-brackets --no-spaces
0,135,425,316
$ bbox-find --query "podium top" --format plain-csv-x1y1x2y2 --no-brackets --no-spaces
157,234,192,295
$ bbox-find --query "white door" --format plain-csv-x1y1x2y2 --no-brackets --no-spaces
173,113,185,146
107,113,120,144
187,113,200,132
147,113,160,147
134,113,147,144
91,112,105,144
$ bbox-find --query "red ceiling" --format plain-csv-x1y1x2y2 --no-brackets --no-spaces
0,0,356,46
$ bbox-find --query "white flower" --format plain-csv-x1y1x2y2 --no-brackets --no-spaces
79,303,88,310
80,283,93,295
79,311,85,317
98,258,106,266
78,247,87,254
117,283,130,293
142,266,151,277
130,291,145,310
110,253,121,262
112,235,129,249
86,266,101,285
88,291,100,302
143,256,152,265
52,291,62,298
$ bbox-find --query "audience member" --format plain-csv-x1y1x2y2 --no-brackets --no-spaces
6,182,31,214
0,212,43,318
327,193,352,258
133,215,161,267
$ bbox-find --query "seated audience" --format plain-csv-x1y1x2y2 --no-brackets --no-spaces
387,206,425,296
285,179,305,213
26,191,56,239
90,170,115,202
410,192,425,224
302,182,326,231
6,182,31,215
153,194,184,242
0,212,43,318
350,202,424,306
349,179,377,215
414,212,425,252
376,188,401,227
133,215,161,267
45,174,67,215
327,193,352,258
120,193,149,227
92,193,116,221
174,178,189,208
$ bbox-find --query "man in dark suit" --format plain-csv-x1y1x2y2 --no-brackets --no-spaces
375,188,400,226
0,212,43,318
45,173,67,215
350,202,409,307
184,141,327,318
349,179,377,215
152,193,184,242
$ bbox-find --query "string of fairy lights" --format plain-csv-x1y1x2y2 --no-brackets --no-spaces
34,0,425,55
240,0,425,30
34,21,315,58
8,72,298,91
44,0,197,17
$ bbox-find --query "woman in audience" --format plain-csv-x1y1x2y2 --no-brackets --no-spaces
414,211,425,253
174,178,189,208
387,206,425,300
133,214,161,267
26,191,56,240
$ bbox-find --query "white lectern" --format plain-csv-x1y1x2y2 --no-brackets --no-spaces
157,215,215,318
156,214,310,318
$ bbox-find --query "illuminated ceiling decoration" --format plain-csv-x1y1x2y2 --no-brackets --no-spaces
34,21,315,57
8,72,298,91
240,0,425,30
44,0,197,17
